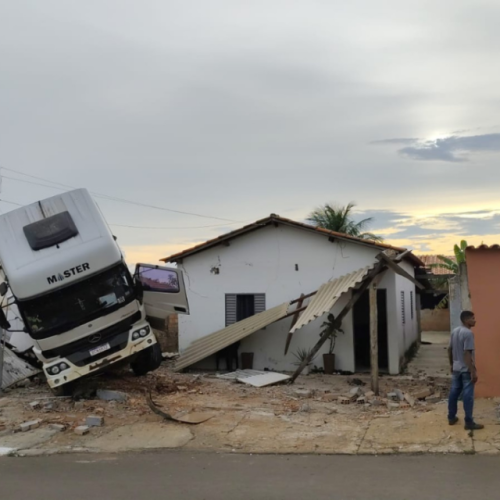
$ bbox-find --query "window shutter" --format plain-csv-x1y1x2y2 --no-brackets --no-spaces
401,291,406,325
225,294,237,326
410,291,414,320
254,294,266,314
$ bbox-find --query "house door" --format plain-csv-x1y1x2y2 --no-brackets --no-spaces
353,289,389,371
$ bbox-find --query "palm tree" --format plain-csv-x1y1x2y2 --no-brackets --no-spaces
430,240,467,308
307,202,383,242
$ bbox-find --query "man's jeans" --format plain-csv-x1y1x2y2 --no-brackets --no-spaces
448,371,474,424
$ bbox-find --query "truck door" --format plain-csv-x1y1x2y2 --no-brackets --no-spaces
134,264,190,330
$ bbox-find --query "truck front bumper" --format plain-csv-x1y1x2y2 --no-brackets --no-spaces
35,323,158,389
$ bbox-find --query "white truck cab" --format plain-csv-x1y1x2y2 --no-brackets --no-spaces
0,188,189,393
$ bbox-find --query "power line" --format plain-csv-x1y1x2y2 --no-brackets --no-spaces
109,222,238,230
0,197,245,229
0,165,242,223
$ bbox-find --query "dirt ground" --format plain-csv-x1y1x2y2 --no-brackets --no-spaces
1,362,500,456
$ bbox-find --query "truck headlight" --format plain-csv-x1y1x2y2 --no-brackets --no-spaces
132,326,150,340
47,362,70,375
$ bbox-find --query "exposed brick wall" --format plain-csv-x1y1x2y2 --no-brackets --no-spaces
153,314,179,353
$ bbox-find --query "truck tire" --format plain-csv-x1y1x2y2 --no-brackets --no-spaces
131,343,163,376
51,382,74,397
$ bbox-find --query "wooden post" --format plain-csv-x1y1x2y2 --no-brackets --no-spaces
284,294,305,355
369,282,379,395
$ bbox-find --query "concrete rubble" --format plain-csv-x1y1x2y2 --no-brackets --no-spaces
74,426,90,436
86,416,104,427
0,365,499,456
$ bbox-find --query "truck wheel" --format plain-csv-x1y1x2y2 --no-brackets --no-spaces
51,382,74,397
131,343,163,376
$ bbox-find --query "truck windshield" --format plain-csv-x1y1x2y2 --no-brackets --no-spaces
18,264,136,339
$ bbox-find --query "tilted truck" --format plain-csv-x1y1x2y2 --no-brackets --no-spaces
0,188,189,394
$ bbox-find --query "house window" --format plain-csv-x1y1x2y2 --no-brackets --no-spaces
225,294,266,326
401,291,406,325
410,291,414,320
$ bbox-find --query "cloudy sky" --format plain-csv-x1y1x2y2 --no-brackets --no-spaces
1,0,500,263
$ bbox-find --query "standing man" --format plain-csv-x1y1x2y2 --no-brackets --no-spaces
448,310,483,430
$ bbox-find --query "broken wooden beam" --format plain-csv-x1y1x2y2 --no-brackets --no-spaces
284,294,306,355
376,253,425,290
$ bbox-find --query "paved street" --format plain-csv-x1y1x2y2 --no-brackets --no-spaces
1,451,500,500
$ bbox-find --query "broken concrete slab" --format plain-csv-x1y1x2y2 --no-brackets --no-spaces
172,412,216,424
349,387,363,398
293,389,313,399
29,401,41,410
96,389,128,402
413,388,433,400
48,424,66,432
20,419,42,432
74,426,90,436
86,416,104,427
426,393,442,404
0,427,60,452
85,423,193,452
394,389,405,401
404,393,415,407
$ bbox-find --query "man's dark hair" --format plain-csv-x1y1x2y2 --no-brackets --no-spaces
460,310,475,323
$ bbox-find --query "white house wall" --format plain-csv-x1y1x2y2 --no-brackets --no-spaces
394,260,419,364
376,270,400,374
177,224,415,373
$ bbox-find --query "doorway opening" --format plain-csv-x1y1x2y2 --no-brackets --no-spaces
353,288,389,372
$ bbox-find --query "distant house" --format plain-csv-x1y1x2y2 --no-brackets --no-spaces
417,255,457,332
162,215,423,375
419,255,456,276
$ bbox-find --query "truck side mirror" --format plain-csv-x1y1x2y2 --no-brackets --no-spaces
0,282,7,297
0,308,11,330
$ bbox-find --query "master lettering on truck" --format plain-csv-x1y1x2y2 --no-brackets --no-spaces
46,262,90,284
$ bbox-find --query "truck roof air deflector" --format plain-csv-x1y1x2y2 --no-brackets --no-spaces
23,211,79,250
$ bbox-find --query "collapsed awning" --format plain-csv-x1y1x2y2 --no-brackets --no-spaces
289,265,374,334
1,346,40,390
174,302,290,372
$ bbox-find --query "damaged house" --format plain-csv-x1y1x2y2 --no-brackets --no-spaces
161,215,423,375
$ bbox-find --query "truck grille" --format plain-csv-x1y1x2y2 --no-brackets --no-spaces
42,311,141,359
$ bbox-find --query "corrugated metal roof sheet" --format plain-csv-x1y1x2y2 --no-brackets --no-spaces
237,371,290,387
174,302,290,372
290,266,373,334
1,346,40,390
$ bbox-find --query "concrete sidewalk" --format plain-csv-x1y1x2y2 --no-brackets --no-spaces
2,396,499,457
1,367,498,458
